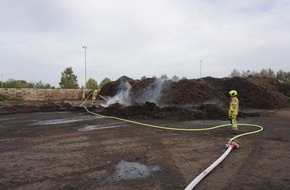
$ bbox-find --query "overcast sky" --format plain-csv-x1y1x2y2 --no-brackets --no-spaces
1,0,289,87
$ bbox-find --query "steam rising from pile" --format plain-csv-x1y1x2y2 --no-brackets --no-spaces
101,78,166,107
135,78,165,104
102,81,133,107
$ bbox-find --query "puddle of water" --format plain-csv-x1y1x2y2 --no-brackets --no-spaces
79,122,127,132
34,118,83,125
99,160,160,185
30,116,98,126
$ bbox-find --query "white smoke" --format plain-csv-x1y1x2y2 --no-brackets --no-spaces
101,78,167,107
101,80,132,107
135,78,165,105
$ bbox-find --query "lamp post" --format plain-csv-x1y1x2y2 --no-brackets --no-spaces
1,73,3,88
82,46,87,88
200,60,202,78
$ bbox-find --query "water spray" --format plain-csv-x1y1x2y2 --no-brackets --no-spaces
99,95,109,102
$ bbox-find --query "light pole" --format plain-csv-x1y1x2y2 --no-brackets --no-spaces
82,46,87,88
1,74,3,88
200,60,202,78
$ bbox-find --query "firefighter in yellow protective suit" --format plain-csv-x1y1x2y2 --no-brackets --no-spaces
82,91,86,101
229,90,239,134
91,89,98,106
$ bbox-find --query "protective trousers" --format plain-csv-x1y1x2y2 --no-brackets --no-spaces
230,116,238,131
92,91,98,105
82,91,86,100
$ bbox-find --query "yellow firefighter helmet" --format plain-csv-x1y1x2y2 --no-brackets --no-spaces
229,90,238,96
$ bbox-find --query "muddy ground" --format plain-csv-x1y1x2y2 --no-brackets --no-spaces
0,76,290,189
0,103,289,190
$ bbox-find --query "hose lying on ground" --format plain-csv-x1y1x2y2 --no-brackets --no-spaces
82,106,263,142
81,101,263,189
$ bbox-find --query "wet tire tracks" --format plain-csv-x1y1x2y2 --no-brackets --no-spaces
223,120,272,189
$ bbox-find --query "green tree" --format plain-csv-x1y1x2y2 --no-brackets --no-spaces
241,70,254,78
276,70,290,84
4,79,33,88
100,77,111,88
230,68,290,83
86,78,98,89
230,69,241,77
59,67,79,89
260,68,276,78
160,74,168,80
140,76,147,80
172,75,179,81
268,68,276,78
32,81,54,89
230,69,258,78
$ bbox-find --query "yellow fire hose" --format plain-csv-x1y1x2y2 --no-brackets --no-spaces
80,95,263,189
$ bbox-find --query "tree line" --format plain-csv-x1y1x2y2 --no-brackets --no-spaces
1,67,289,89
230,68,290,84
1,67,112,89
0,67,184,89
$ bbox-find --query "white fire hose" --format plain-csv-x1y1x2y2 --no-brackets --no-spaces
184,141,239,190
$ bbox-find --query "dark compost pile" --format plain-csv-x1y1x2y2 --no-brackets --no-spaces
97,76,290,120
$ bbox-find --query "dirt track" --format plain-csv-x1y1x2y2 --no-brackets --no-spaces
0,107,289,190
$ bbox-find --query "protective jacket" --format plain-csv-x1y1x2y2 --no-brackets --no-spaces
229,96,239,116
92,90,98,99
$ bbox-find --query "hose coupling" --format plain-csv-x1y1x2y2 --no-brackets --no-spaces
226,141,239,149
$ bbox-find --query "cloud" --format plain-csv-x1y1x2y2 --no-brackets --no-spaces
0,0,289,86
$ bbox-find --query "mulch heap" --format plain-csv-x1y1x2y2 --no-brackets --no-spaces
98,76,290,120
